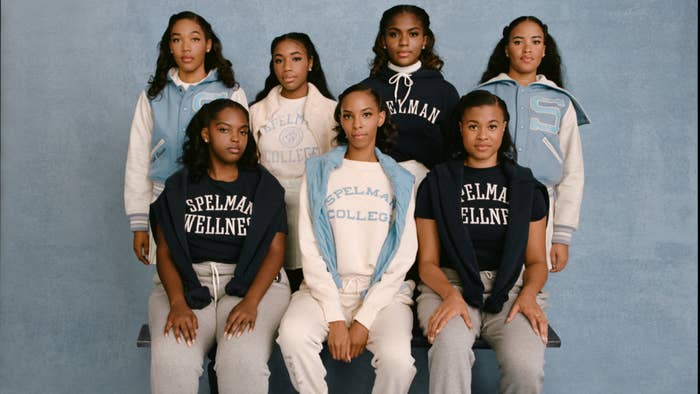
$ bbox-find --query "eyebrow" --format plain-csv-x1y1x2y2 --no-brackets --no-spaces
512,34,543,39
273,51,302,56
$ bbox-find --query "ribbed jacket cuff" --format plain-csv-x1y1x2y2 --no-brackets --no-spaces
321,303,345,324
552,225,575,245
129,214,149,232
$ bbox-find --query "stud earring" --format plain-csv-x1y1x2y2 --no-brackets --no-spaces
308,67,312,71
422,46,425,50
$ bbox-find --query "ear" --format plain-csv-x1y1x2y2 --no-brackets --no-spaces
206,39,212,53
377,110,386,127
422,35,428,49
308,56,314,72
201,127,210,143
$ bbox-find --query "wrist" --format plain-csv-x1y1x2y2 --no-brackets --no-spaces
169,297,188,308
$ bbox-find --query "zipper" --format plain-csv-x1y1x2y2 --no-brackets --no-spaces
541,137,563,164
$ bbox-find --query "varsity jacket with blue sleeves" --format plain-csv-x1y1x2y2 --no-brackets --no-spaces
478,73,589,245
125,68,247,231
299,146,417,328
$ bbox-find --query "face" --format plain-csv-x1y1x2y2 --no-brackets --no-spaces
201,107,249,167
340,91,386,152
460,104,507,168
169,18,212,79
272,39,312,99
505,20,546,78
382,12,428,67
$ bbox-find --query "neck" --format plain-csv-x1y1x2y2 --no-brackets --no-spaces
345,146,378,162
208,162,239,182
507,70,537,87
178,67,207,84
281,82,309,99
464,157,498,169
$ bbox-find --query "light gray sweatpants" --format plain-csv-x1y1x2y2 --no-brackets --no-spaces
416,268,548,394
276,279,416,394
148,262,290,394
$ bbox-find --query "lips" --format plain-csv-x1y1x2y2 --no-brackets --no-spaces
227,146,241,154
181,56,193,63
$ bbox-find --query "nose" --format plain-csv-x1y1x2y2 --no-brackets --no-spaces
230,131,240,142
352,116,362,129
283,58,291,71
476,127,488,139
399,33,408,46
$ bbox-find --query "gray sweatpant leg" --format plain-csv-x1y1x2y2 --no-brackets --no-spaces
148,263,290,394
416,269,547,394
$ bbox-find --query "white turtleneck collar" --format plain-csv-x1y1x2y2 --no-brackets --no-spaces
388,61,422,74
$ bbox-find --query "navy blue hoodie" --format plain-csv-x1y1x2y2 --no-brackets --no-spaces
419,160,549,313
362,67,459,168
149,166,286,309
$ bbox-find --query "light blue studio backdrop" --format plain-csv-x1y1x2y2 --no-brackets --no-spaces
0,0,696,393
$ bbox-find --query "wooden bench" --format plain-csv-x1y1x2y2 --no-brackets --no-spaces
136,323,561,348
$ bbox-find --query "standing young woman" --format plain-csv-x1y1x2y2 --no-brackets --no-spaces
415,90,549,394
125,11,247,265
478,16,589,272
362,4,459,184
250,32,336,291
148,99,289,393
276,84,418,394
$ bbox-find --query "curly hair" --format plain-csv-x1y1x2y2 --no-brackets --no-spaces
333,84,398,155
181,99,259,180
253,32,334,104
147,11,238,99
479,16,565,88
446,90,516,165
369,5,444,77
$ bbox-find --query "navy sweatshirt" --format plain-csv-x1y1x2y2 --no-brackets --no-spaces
149,166,286,309
418,160,549,313
362,67,459,168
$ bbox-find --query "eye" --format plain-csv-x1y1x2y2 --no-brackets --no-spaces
533,39,542,45
388,31,398,38
292,56,303,62
218,127,229,134
273,58,282,64
409,31,419,37
171,38,180,43
512,39,522,45
342,113,352,120
488,124,499,131
192,37,200,42
239,129,249,136
467,124,477,131
362,112,372,118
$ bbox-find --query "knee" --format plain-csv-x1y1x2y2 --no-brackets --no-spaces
276,314,315,355
373,345,415,376
429,320,475,361
151,341,203,375
498,349,544,386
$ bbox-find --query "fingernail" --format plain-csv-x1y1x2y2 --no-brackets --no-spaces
176,338,180,344
237,331,242,338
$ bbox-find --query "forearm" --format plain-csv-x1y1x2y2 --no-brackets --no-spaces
519,262,547,299
155,229,186,307
242,232,285,306
419,262,459,300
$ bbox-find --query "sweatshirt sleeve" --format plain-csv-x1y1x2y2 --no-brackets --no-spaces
297,175,345,323
124,91,154,231
354,190,418,329
553,102,585,244
231,87,249,110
